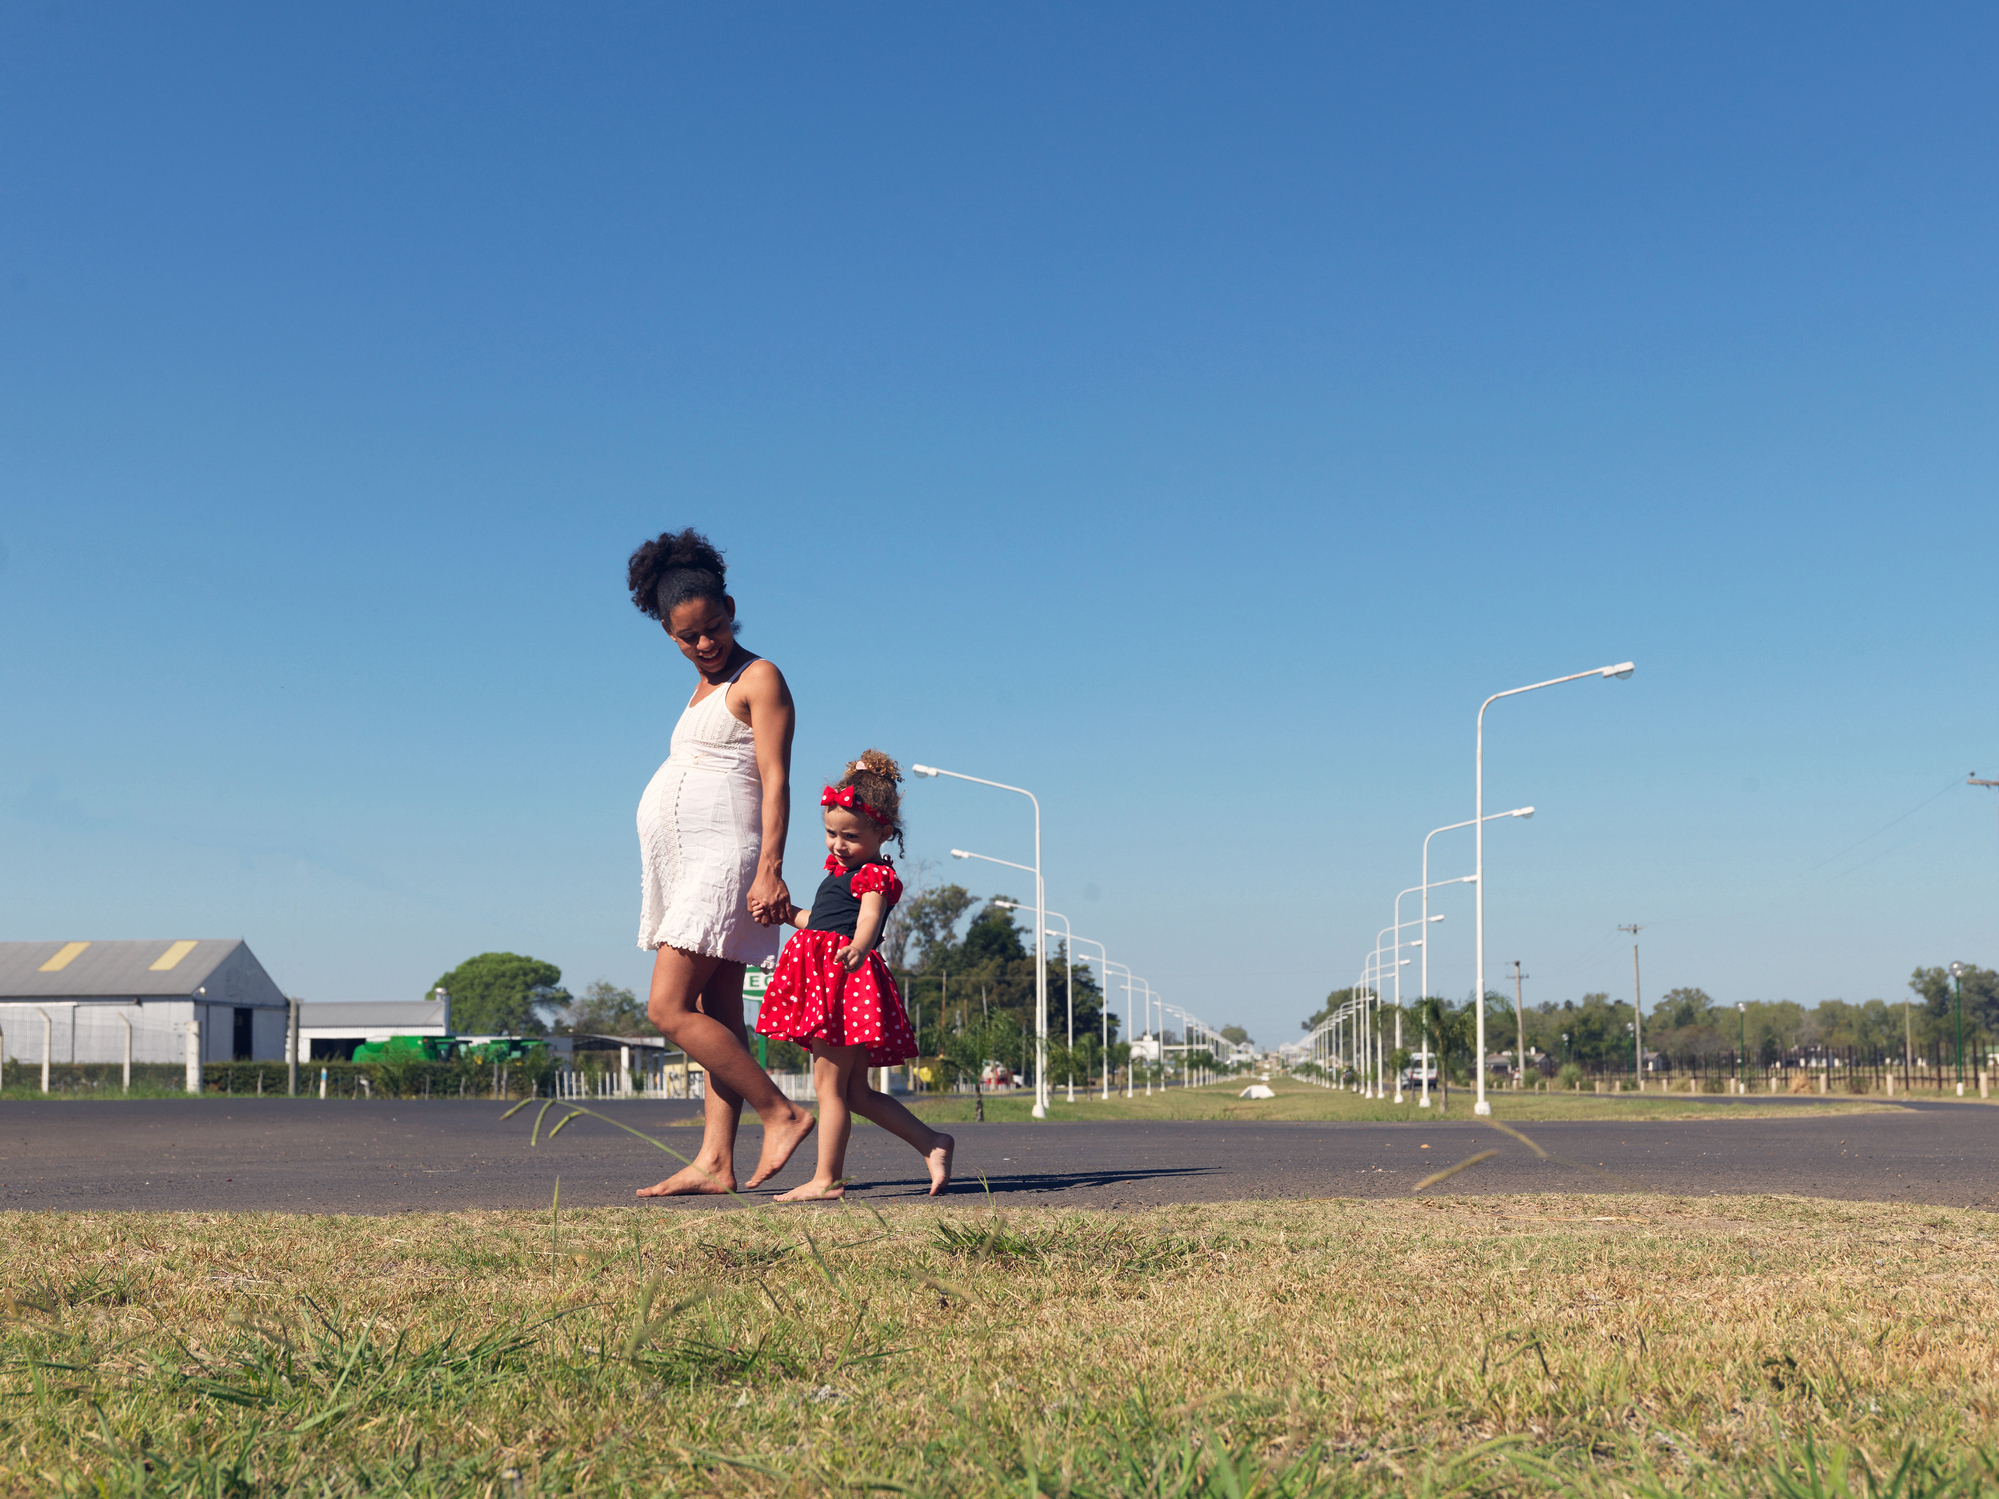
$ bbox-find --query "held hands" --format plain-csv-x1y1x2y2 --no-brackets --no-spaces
746,870,792,927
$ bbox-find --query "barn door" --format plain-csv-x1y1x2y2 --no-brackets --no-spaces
233,1008,254,1061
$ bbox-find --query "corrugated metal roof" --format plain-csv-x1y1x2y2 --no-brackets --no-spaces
0,940,249,999
298,1001,449,1030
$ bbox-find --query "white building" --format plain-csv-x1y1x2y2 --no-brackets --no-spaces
293,998,451,1061
0,939,289,1065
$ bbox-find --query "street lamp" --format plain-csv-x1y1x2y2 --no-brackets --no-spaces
1056,934,1116,1101
1474,664,1633,1115
1382,899,1448,1102
1951,962,1968,1090
917,761,1048,1116
994,900,1082,1103
1420,807,1533,1107
1101,959,1140,1098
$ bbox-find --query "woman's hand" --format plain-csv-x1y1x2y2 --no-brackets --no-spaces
747,871,792,926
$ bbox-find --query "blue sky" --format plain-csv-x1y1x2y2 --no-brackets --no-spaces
3,4,1995,1047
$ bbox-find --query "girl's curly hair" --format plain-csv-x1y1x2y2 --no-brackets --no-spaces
627,528,734,627
835,749,905,855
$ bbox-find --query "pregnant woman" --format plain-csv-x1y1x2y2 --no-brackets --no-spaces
629,528,816,1195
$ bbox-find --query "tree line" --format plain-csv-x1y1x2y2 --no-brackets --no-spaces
1303,963,1999,1076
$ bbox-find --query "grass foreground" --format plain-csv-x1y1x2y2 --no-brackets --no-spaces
900,1074,1897,1125
7,1193,1999,1495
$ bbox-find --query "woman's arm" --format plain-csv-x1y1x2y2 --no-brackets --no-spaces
837,893,888,970
735,658,795,924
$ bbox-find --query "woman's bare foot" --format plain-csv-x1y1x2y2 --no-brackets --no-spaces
636,1160,736,1197
772,1179,846,1202
926,1134,954,1196
744,1107,817,1189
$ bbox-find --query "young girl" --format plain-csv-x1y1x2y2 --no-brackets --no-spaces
755,750,954,1200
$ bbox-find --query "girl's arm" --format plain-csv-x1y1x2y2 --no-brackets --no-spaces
734,658,796,925
837,893,888,971
786,904,812,929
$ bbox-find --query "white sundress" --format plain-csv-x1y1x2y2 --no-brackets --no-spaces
635,658,782,966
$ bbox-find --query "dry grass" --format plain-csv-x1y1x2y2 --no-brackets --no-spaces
5,1192,1999,1496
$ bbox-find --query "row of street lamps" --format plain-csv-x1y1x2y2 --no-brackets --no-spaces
1301,661,1635,1114
911,762,1226,1112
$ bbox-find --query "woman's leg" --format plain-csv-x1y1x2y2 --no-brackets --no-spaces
638,945,815,1196
846,1068,954,1196
775,1042,867,1201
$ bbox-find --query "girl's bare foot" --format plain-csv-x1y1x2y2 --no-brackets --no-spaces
926,1134,954,1196
636,1162,735,1197
744,1107,817,1188
772,1179,846,1202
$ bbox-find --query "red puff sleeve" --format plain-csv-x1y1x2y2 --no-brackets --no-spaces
849,863,904,907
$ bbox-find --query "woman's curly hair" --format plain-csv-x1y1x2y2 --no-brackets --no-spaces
835,749,905,854
627,528,733,626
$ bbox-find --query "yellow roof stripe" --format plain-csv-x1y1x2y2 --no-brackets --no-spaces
149,940,199,972
39,941,90,972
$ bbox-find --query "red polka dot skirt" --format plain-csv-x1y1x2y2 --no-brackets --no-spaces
754,930,917,1065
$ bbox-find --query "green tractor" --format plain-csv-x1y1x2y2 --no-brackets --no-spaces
351,1034,452,1065
457,1037,547,1065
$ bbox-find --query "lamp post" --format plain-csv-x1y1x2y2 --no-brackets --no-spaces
1951,962,1967,1089
1121,972,1155,1097
916,764,1048,1117
1102,960,1138,1097
1372,914,1433,1099
1421,808,1533,1107
1474,663,1634,1115
994,900,1081,1103
1057,935,1115,1100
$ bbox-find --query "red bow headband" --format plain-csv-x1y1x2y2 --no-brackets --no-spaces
822,784,892,829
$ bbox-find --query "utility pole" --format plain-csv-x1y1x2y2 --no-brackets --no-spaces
1620,924,1644,1084
1511,961,1530,1089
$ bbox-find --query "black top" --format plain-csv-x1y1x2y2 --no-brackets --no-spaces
806,863,892,938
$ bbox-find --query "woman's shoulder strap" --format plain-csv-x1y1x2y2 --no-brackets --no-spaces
727,652,771,685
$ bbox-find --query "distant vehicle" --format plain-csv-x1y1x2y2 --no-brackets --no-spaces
459,1037,548,1064
980,1062,1015,1088
1401,1051,1441,1088
352,1034,452,1064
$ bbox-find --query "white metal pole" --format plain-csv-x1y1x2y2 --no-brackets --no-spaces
40,1008,52,1094
119,1012,132,1092
1125,970,1135,1097
1474,664,1632,1116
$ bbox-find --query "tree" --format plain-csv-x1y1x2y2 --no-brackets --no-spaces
1656,988,1716,1030
1302,987,1369,1032
1911,965,1999,1035
430,952,567,1035
890,882,977,971
560,980,654,1037
1220,1025,1252,1047
1418,996,1473,1093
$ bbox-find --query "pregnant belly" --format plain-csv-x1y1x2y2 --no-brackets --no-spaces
640,764,760,868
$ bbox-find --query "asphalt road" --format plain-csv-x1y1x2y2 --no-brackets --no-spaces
2,1098,1997,1214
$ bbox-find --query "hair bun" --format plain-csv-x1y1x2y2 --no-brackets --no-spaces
627,527,729,623
848,749,902,784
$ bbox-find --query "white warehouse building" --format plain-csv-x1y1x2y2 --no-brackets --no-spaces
0,939,290,1066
